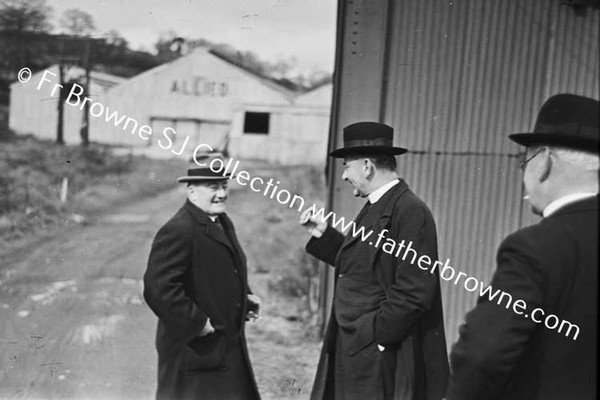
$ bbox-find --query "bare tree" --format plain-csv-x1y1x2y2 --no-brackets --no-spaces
59,8,96,36
0,0,52,32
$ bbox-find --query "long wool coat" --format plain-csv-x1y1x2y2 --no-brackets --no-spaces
306,180,450,400
448,196,598,400
144,200,260,400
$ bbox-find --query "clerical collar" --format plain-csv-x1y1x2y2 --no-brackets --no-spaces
542,192,597,218
368,179,399,204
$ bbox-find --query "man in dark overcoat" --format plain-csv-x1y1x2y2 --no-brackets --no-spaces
447,94,599,400
144,153,261,400
300,122,450,400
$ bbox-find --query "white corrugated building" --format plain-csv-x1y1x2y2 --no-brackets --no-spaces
100,47,298,159
9,47,331,164
229,81,332,165
9,65,124,144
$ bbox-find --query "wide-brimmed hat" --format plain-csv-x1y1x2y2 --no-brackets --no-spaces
177,152,232,183
329,122,408,158
509,93,599,152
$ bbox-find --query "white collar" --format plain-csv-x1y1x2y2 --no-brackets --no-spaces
542,192,597,217
368,179,399,204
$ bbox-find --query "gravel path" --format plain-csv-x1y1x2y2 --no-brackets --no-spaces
0,183,320,399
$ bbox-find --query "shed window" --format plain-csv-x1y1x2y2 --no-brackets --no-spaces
243,112,270,134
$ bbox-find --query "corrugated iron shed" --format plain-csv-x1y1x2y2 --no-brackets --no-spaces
323,0,599,348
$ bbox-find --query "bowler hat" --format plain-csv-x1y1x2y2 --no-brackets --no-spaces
509,93,599,152
329,122,408,158
177,152,232,183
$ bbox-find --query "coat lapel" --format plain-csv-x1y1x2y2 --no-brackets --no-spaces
183,201,235,254
367,180,409,268
335,180,410,268
339,202,373,251
219,213,247,271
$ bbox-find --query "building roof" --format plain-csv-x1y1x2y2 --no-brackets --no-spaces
207,48,299,98
104,47,298,102
306,76,333,92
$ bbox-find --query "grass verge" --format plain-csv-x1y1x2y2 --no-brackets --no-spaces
0,131,187,251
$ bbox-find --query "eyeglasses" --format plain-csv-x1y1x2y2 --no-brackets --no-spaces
519,148,545,171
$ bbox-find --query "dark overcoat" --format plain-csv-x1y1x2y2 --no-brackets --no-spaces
306,180,450,400
144,200,260,400
447,196,598,400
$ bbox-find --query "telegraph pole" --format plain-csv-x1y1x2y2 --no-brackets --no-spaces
56,38,65,145
80,38,91,147
56,62,64,145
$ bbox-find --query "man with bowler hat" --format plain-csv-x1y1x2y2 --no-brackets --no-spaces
447,94,599,400
299,122,450,400
144,152,261,400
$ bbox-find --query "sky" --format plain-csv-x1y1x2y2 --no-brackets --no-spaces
45,0,338,72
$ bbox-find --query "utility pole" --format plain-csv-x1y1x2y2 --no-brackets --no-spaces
56,63,64,145
80,38,91,147
56,38,65,145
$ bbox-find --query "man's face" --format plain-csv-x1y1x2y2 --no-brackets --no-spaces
188,180,228,215
341,157,370,197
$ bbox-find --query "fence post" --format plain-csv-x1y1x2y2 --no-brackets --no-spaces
60,177,69,203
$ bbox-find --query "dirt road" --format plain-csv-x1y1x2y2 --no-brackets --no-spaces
0,184,320,399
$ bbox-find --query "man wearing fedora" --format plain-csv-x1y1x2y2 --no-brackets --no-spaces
300,122,449,400
447,94,599,400
144,153,261,400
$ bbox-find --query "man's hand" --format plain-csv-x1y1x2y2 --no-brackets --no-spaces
246,294,261,321
199,317,215,337
299,208,327,238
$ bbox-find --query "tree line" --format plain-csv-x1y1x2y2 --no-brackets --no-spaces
0,0,331,108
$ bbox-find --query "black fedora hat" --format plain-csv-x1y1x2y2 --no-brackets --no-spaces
329,122,408,158
177,152,232,183
509,93,599,152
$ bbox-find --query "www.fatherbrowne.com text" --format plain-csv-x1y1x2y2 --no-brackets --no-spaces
17,66,580,341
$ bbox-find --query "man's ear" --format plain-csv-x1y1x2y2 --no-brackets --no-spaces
539,149,552,183
187,185,196,199
363,158,375,179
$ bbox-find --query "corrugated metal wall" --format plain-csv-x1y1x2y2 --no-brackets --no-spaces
395,153,524,344
324,0,599,349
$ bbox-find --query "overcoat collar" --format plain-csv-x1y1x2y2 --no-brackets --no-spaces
183,200,235,254
339,179,409,252
547,194,599,219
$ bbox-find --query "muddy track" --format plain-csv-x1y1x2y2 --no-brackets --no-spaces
0,185,319,399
